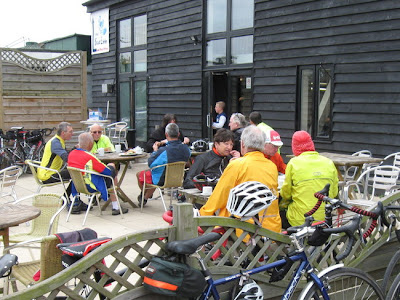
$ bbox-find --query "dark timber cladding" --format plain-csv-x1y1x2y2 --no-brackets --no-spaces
87,0,203,139
254,0,400,156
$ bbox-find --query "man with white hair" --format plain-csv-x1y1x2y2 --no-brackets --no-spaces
199,125,281,233
228,113,247,151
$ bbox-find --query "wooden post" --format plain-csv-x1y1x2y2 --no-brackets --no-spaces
172,203,197,242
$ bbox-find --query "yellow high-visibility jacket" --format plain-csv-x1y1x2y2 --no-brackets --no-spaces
280,151,338,226
200,151,282,233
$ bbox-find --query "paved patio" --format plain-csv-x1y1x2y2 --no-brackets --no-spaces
3,159,170,247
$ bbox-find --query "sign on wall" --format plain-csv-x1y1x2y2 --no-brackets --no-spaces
91,8,109,54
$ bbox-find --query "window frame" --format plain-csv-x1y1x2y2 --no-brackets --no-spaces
204,0,254,69
296,64,334,141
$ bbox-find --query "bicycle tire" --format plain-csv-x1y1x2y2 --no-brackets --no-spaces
33,144,45,161
0,150,14,170
386,272,400,300
382,249,400,294
300,267,384,300
12,146,26,173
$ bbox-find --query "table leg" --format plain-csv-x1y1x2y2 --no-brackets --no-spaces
0,228,10,253
101,160,138,211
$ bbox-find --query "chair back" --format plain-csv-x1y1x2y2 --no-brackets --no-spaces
25,159,68,195
161,161,186,189
24,193,65,236
11,235,63,286
67,166,97,196
382,152,400,168
0,165,22,200
106,121,128,145
357,166,400,200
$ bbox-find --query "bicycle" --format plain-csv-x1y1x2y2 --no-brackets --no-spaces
0,127,54,172
148,182,385,300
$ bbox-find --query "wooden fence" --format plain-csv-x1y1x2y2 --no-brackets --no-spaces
3,191,400,299
0,49,87,133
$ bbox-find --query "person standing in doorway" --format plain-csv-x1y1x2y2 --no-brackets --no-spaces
212,101,228,130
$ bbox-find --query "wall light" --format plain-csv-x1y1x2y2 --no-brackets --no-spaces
190,35,199,45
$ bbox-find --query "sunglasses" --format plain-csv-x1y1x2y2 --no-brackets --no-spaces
91,131,102,134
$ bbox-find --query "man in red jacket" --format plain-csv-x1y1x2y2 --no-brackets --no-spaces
264,130,286,174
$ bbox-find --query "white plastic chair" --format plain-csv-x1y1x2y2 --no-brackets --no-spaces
342,165,400,207
381,152,400,168
343,150,372,181
0,165,23,201
106,122,128,149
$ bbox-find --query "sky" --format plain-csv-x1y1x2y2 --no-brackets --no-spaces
0,0,92,48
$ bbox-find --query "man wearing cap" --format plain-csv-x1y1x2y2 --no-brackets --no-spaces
279,131,338,228
264,130,286,174
200,125,282,233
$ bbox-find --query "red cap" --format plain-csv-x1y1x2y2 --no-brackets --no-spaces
265,130,283,147
292,131,315,156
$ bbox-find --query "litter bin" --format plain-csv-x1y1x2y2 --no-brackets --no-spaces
127,128,136,148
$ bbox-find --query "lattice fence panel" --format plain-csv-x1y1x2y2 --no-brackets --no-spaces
1,50,81,73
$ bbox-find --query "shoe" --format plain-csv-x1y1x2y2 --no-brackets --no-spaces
137,194,147,207
112,207,129,215
71,205,82,215
79,202,93,211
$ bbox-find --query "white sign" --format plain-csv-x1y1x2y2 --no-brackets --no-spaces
91,8,109,54
246,77,251,89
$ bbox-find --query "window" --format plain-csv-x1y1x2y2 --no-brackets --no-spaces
135,81,147,142
117,15,148,143
298,65,333,139
206,0,254,67
118,15,147,74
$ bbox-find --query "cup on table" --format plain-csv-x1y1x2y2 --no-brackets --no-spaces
98,148,105,156
202,186,213,196
115,144,121,153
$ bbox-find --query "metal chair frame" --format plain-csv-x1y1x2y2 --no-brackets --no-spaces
343,165,400,207
66,166,124,226
141,161,186,212
105,122,128,149
0,165,23,202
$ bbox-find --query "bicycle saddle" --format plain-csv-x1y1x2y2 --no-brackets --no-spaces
166,232,221,255
0,254,18,278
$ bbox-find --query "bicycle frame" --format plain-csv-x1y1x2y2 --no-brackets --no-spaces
198,250,339,300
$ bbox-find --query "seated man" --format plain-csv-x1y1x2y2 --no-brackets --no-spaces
228,113,247,151
199,125,282,233
137,123,191,206
90,124,115,154
68,132,128,215
38,122,84,208
280,131,338,228
183,129,239,189
264,130,286,174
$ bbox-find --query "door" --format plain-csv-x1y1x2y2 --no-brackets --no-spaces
203,71,253,140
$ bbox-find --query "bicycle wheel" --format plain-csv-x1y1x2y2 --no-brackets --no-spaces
382,249,400,294
12,147,26,173
386,273,400,300
32,144,45,161
300,267,384,300
0,149,14,169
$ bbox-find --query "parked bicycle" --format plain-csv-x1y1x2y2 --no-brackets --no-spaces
0,127,54,172
144,182,385,300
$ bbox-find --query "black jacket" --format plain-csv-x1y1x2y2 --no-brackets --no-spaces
183,150,231,189
145,126,185,153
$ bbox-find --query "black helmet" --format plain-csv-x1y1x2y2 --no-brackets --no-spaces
192,139,208,152
192,174,219,191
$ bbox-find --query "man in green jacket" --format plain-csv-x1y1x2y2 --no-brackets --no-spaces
280,131,338,228
90,124,115,154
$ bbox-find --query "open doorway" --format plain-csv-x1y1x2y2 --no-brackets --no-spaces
203,71,253,140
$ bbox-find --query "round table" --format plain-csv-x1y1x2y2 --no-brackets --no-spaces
96,152,148,209
0,204,41,251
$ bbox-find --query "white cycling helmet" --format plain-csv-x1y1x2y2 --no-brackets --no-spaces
234,280,264,300
227,181,276,221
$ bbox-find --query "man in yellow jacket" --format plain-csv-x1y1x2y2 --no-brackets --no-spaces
280,131,338,228
199,125,282,233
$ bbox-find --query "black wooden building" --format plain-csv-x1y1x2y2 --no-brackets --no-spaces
83,0,400,157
